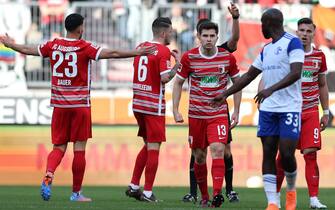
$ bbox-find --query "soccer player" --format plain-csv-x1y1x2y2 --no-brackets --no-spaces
0,13,155,202
182,2,240,203
125,17,181,202
275,17,329,209
211,8,304,210
173,21,242,208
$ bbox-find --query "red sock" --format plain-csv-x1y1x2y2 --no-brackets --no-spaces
72,151,86,192
211,159,225,196
131,145,148,185
194,162,209,200
46,148,65,174
276,154,284,193
143,150,159,191
304,152,319,197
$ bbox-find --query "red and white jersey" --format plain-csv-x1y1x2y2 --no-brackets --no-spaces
38,38,102,108
301,48,327,112
177,47,239,119
132,41,172,116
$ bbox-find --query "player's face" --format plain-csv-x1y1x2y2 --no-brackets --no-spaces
261,17,271,39
163,26,173,45
296,23,315,47
198,29,218,50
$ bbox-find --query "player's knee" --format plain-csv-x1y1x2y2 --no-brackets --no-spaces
194,152,206,164
210,146,224,159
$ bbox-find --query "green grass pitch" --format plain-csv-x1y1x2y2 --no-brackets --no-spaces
0,186,334,210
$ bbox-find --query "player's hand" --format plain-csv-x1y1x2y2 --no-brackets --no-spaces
0,33,15,48
210,93,227,108
254,88,273,104
228,2,239,19
173,110,184,123
138,45,157,55
230,111,239,129
171,49,181,63
320,114,329,131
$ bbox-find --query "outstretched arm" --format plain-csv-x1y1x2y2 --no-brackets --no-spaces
211,66,261,107
254,62,303,103
318,73,329,131
0,33,39,56
98,45,156,59
226,2,240,52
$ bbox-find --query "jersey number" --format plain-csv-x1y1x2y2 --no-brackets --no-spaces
217,125,226,136
52,51,78,78
285,113,299,127
138,56,148,82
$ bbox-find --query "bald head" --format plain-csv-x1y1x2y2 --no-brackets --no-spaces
261,8,283,27
261,8,284,39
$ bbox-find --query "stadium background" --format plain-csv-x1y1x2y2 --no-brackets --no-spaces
1,0,335,189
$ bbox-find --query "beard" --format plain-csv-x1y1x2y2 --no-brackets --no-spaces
262,26,271,39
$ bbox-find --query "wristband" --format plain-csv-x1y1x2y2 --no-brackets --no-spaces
323,109,329,115
232,15,239,19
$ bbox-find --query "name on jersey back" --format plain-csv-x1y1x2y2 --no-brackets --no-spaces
133,83,152,91
52,44,80,52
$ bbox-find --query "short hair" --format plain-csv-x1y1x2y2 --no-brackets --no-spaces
65,13,84,32
196,18,210,33
297,17,316,29
152,17,172,35
198,21,218,34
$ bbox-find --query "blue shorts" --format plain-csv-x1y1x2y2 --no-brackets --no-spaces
257,111,301,140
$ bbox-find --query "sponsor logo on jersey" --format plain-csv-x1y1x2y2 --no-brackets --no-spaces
200,76,219,88
301,70,313,82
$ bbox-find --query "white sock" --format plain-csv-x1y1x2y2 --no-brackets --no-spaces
310,196,318,203
129,183,140,190
263,174,277,205
143,190,152,198
284,170,297,191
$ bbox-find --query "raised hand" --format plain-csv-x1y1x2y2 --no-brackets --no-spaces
228,2,240,19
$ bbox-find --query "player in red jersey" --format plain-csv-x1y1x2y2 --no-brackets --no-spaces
125,17,181,202
275,18,329,209
173,21,241,208
0,13,155,202
182,3,241,203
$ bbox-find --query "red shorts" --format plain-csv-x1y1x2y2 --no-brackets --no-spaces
51,107,92,145
297,111,321,152
134,112,166,143
188,117,229,149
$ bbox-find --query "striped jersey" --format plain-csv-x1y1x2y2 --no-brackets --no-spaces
177,47,239,119
132,41,172,116
38,38,102,108
301,47,327,112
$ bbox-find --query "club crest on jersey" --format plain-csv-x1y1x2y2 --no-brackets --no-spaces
274,46,283,55
218,65,226,73
52,44,58,50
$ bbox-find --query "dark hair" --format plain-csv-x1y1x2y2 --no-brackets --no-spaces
65,13,84,32
196,18,210,33
297,17,316,29
152,17,172,35
198,21,218,34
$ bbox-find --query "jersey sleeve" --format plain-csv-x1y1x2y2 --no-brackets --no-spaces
85,42,102,61
159,47,172,75
252,49,263,71
287,37,304,64
319,52,328,74
38,41,52,58
228,54,239,78
176,52,190,80
218,41,236,53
